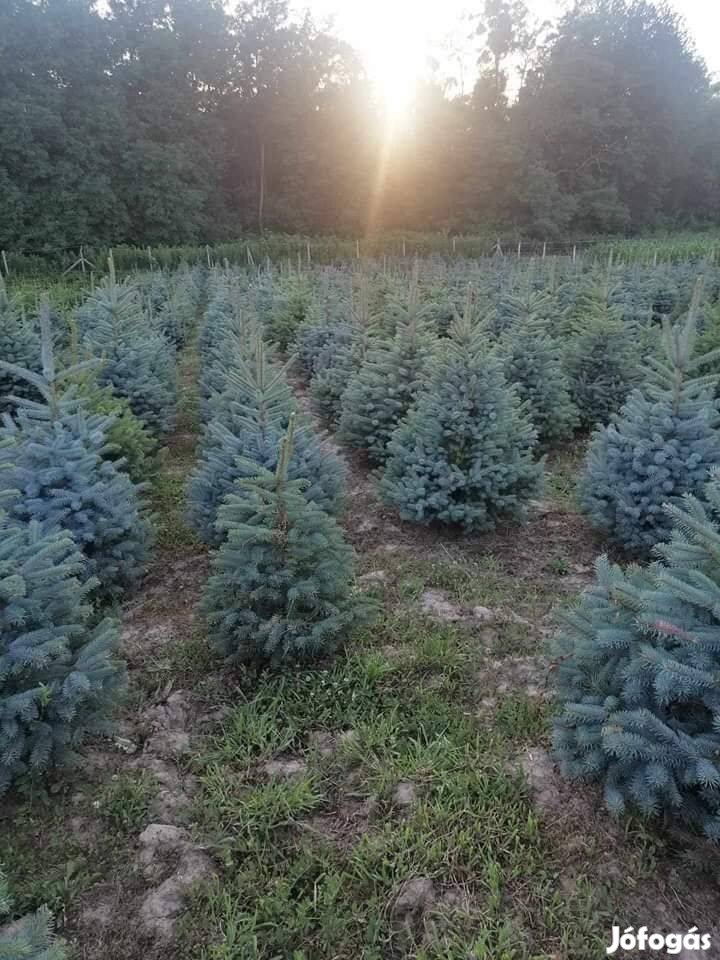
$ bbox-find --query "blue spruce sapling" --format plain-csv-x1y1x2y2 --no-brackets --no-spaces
580,302,720,553
379,292,543,529
200,416,369,664
553,474,720,839
0,305,152,597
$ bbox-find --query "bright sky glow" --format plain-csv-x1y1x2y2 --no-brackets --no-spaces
297,0,720,110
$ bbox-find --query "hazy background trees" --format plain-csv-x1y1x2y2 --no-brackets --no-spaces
1,0,718,253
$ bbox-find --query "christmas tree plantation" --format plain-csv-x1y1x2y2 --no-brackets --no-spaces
580,307,720,553
200,417,369,665
379,295,543,530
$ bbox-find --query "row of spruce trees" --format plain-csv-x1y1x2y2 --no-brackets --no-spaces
0,265,199,950
186,273,371,664
259,259,720,840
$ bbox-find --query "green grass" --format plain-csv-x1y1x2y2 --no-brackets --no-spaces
97,771,157,834
177,615,611,960
544,445,585,512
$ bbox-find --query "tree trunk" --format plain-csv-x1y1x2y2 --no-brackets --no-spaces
258,140,266,234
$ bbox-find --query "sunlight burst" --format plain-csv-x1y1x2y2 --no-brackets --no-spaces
365,14,426,125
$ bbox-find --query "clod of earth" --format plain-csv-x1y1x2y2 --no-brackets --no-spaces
392,877,437,928
264,758,308,779
393,780,418,808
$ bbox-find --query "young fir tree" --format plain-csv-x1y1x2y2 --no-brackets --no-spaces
0,277,40,413
200,416,369,665
187,337,344,545
580,306,720,553
66,319,159,485
0,306,151,598
0,473,124,795
553,475,720,839
498,316,578,448
0,866,67,958
266,270,313,351
563,284,641,428
77,256,177,434
310,279,376,424
379,293,543,530
337,278,437,464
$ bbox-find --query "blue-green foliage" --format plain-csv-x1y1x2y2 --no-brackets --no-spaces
77,261,176,434
379,298,543,530
266,272,313,351
189,335,344,545
0,313,151,598
563,289,641,428
198,275,256,415
309,281,376,424
498,316,578,448
0,483,123,795
200,420,369,664
155,267,203,348
308,332,357,423
337,282,436,464
553,477,720,839
580,309,720,553
0,282,39,413
187,419,345,546
0,866,67,958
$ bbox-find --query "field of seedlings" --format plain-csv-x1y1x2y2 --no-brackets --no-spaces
3,242,720,959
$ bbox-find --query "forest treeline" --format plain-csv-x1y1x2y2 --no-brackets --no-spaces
2,0,720,254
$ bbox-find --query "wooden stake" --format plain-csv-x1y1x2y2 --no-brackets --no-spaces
206,245,212,268
356,239,360,259
2,250,9,277
517,240,522,259
306,240,311,264
542,241,547,259
402,238,406,257
572,244,577,263
452,236,456,253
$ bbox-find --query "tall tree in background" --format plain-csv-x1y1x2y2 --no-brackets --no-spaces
0,0,126,252
107,0,232,242
514,0,713,233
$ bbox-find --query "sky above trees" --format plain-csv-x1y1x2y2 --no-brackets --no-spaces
297,0,719,102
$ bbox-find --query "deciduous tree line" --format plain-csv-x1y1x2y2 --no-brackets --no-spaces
2,0,719,253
